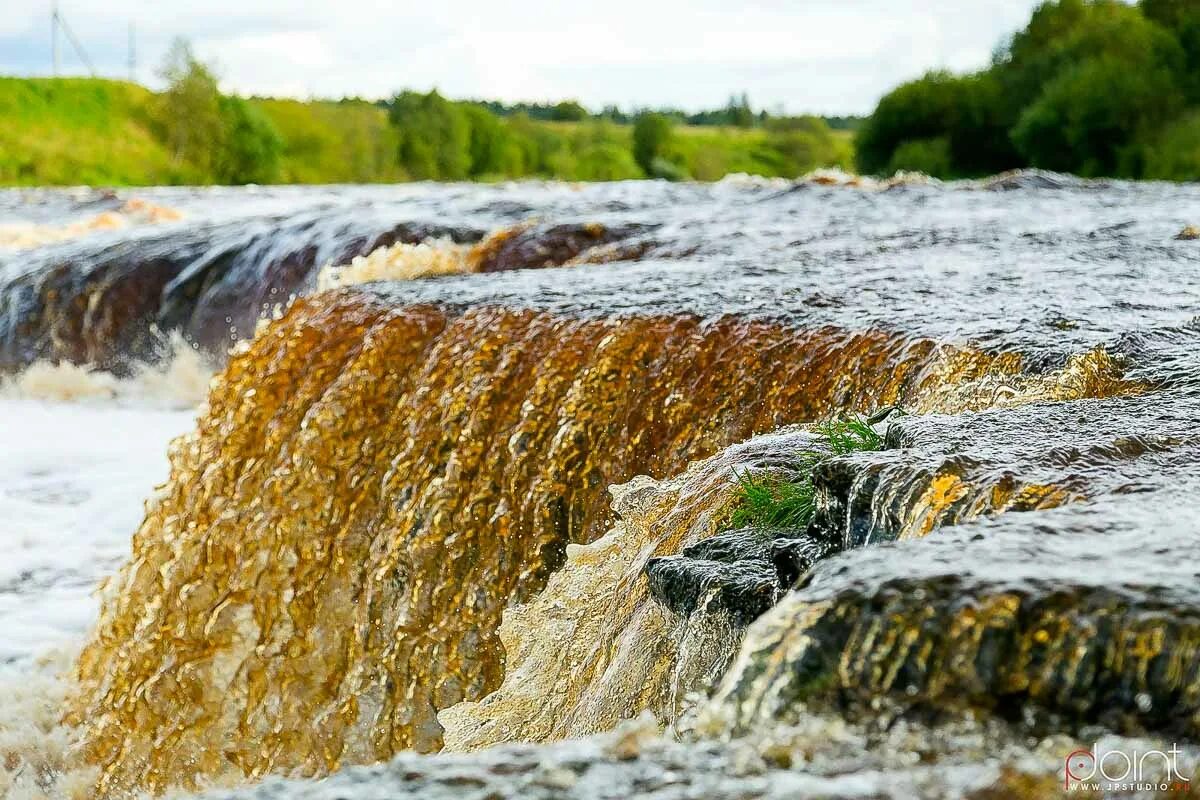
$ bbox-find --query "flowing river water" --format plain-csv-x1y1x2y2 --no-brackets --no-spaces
0,173,1198,798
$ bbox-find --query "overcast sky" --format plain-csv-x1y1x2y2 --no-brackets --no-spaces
2,1,1046,115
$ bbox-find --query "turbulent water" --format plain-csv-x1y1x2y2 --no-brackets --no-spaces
1,173,1198,799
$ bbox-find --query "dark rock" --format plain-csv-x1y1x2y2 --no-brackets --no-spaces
0,217,485,372
472,223,654,273
715,479,1200,740
645,527,835,626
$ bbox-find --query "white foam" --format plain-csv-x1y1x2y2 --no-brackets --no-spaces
316,239,469,290
2,335,214,410
0,377,197,797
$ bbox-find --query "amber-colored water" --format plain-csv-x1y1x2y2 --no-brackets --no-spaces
2,178,1195,799
62,284,1135,796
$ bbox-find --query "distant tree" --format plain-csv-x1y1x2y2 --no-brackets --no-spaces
599,104,629,124
727,93,755,127
1141,0,1200,102
389,90,471,179
632,113,674,175
1011,55,1184,176
551,100,589,121
215,95,282,184
855,71,978,175
1005,2,1185,176
157,38,223,174
460,104,525,176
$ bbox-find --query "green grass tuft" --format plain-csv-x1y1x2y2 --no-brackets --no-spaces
724,413,891,532
813,416,884,455
727,466,818,530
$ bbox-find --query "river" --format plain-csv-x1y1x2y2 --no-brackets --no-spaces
1,173,1198,798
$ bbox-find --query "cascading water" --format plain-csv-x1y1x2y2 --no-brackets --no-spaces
2,174,1199,799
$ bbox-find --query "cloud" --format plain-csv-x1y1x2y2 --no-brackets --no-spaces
1,0,1045,114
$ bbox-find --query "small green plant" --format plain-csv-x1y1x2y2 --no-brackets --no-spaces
724,412,892,532
813,415,884,455
727,466,818,530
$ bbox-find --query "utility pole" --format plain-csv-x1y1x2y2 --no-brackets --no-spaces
128,21,136,83
51,1,60,76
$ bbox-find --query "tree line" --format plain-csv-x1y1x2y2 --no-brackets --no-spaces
857,0,1200,180
157,40,851,184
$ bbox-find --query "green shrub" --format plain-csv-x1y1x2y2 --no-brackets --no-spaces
725,415,886,532
886,136,953,177
215,96,282,184
390,90,471,179
569,142,641,181
765,117,842,176
1142,0,1200,102
647,156,689,181
632,113,674,175
253,99,401,183
1143,110,1200,180
856,72,968,175
859,0,1197,180
1012,56,1183,176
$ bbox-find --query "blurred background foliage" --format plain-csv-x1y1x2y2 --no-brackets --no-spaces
6,1,1199,185
856,0,1200,180
0,45,852,186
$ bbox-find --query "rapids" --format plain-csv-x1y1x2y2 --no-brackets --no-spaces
1,173,1198,798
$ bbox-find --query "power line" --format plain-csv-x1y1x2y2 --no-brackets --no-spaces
50,2,96,78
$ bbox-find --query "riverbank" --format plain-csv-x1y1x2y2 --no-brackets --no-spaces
0,77,853,187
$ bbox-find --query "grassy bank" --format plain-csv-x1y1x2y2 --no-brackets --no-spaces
0,76,853,187
0,77,187,185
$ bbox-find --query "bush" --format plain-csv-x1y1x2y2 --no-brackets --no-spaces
764,116,843,176
647,156,689,181
1141,0,1200,103
571,142,641,181
886,136,953,177
860,0,1197,179
1143,111,1200,180
856,72,966,175
550,100,589,121
461,104,525,177
254,99,401,183
632,113,674,175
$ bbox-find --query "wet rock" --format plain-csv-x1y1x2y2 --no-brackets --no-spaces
713,484,1200,740
1176,225,1200,241
770,535,835,588
979,169,1074,191
645,528,836,625
645,529,780,625
195,717,1081,800
470,222,654,273
0,217,484,371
